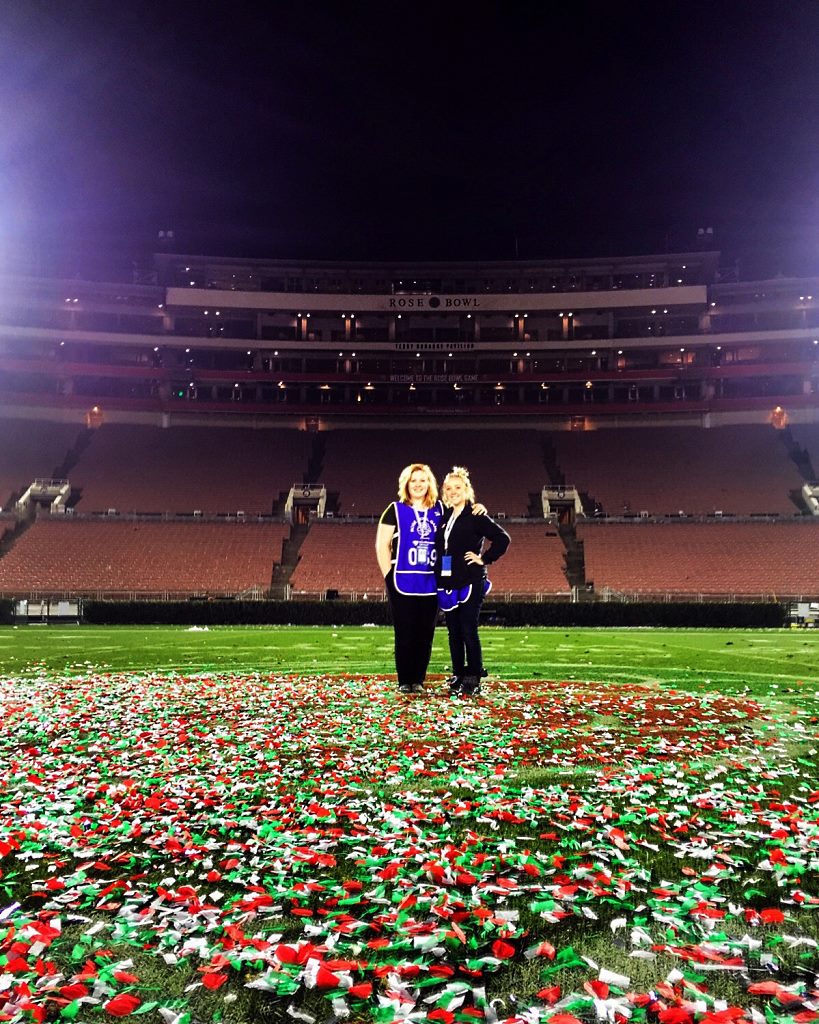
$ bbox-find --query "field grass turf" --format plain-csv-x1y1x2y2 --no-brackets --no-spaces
0,625,817,1023
0,626,816,697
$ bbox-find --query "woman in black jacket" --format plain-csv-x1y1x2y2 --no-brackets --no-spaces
435,466,510,696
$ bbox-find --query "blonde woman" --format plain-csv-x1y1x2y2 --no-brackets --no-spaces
375,464,486,695
435,466,510,697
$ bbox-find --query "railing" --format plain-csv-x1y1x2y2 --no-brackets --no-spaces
3,587,270,602
288,590,571,603
598,587,812,603
44,508,288,523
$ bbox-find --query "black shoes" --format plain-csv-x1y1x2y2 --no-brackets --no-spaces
448,674,481,697
461,675,481,697
399,677,482,697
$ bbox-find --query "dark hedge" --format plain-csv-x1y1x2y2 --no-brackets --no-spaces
80,599,787,628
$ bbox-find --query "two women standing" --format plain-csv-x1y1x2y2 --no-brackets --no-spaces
375,463,509,696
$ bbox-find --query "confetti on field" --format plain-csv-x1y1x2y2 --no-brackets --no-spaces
0,671,817,1024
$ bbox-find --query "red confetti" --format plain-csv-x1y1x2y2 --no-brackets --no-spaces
104,994,142,1017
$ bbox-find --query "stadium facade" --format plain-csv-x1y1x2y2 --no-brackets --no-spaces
2,248,819,614
0,249,817,429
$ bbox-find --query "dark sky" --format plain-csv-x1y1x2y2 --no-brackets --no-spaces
3,1,819,275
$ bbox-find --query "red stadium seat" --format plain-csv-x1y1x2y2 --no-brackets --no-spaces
0,519,289,597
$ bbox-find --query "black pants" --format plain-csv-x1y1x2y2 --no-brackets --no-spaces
445,583,485,678
385,571,439,688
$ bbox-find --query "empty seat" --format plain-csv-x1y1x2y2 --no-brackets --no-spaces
0,519,290,596
321,429,545,516
72,424,310,514
555,425,803,516
578,521,819,596
290,520,568,597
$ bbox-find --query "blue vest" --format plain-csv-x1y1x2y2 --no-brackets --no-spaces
393,501,442,595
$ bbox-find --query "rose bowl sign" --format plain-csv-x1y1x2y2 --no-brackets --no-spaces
387,296,481,309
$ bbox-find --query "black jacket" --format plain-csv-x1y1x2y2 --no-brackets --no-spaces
434,502,510,589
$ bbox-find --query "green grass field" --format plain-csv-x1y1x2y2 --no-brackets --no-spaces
0,625,817,1024
0,625,816,696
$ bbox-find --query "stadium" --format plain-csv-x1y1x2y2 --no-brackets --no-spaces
5,2,819,1018
1,247,818,620
1,245,818,1020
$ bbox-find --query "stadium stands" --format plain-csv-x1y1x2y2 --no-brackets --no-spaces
320,429,545,516
71,424,310,514
0,519,289,596
289,523,383,596
485,524,569,596
0,418,79,509
0,419,816,605
289,520,568,598
578,521,819,597
553,425,803,515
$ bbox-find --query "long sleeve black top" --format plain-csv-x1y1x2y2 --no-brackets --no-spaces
434,502,511,589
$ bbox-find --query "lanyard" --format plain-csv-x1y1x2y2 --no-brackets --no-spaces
443,510,460,552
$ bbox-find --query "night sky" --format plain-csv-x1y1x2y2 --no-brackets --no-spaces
2,1,819,276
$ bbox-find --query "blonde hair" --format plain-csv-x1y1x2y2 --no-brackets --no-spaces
443,465,476,505
397,463,439,507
